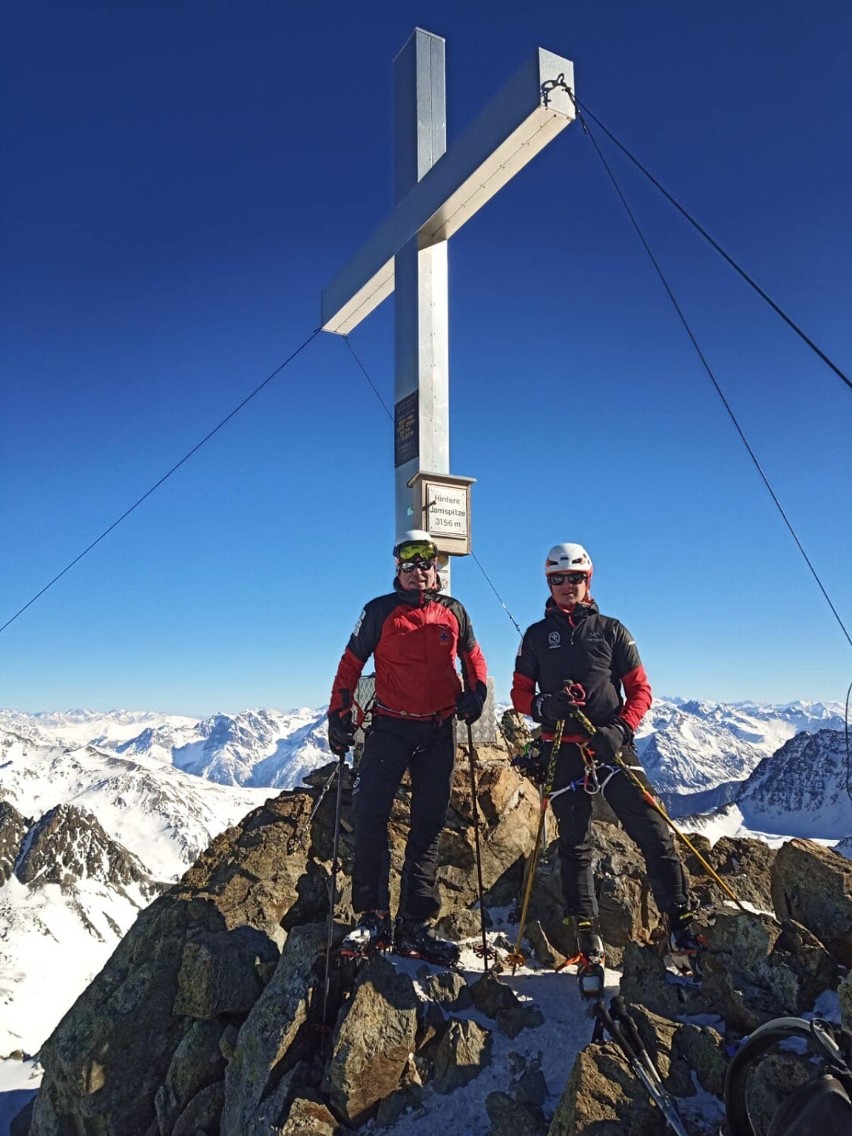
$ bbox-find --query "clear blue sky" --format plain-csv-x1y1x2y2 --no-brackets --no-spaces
2,1,850,715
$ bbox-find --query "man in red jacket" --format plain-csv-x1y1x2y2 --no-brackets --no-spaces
511,542,698,968
328,530,488,966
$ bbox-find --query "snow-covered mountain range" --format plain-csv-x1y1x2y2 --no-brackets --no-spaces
635,697,844,814
0,698,847,1066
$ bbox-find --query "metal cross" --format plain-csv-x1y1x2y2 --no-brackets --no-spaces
321,28,575,576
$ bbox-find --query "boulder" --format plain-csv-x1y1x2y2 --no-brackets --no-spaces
771,838,852,965
174,926,279,1020
155,1019,225,1134
279,1096,339,1134
432,1019,492,1093
548,1043,662,1135
321,954,418,1124
29,791,317,1136
469,971,543,1038
221,923,327,1136
171,1080,225,1136
702,910,837,1033
486,1091,546,1136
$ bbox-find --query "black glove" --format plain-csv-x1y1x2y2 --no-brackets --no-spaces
328,710,356,755
456,682,487,724
587,719,630,761
531,689,577,726
511,743,548,785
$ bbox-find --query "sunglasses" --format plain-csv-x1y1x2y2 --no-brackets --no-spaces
400,558,436,573
548,572,588,585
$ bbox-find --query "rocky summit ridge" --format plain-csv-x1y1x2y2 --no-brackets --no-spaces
10,729,852,1136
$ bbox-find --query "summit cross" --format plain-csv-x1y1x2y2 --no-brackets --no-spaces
321,29,576,562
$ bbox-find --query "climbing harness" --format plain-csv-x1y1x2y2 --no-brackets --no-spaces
565,689,748,914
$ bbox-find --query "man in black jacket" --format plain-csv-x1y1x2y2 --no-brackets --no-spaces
511,542,697,966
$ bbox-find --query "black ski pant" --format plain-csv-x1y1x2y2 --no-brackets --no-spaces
548,742,689,920
350,714,455,923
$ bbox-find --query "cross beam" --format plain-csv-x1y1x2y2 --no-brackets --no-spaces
321,30,575,542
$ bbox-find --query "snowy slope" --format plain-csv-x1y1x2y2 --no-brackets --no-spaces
0,727,271,880
735,729,852,840
0,706,333,793
0,726,274,1062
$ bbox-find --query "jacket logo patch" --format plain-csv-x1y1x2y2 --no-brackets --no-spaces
440,629,450,643
352,609,366,636
548,631,561,649
586,632,604,642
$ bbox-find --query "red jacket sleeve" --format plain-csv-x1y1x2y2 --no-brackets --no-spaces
329,647,366,717
460,642,488,693
619,663,652,732
511,671,536,717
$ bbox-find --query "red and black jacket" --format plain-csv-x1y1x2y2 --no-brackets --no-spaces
330,579,488,722
511,598,651,740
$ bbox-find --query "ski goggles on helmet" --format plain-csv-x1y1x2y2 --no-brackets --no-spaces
395,539,438,563
548,571,588,585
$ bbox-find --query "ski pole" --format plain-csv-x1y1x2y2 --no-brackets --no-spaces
567,697,747,913
507,718,565,971
465,719,490,971
594,997,692,1136
321,745,347,1032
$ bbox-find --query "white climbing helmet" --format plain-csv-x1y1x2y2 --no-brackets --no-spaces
393,529,438,562
544,542,593,581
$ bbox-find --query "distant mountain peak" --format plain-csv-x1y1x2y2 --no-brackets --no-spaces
14,802,156,895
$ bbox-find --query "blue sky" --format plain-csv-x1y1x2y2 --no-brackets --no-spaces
3,1,850,715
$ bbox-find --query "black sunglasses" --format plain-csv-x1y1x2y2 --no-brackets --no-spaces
549,572,588,585
400,558,436,573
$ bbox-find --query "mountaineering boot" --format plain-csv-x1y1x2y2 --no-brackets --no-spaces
394,919,460,967
563,915,606,999
564,915,605,965
668,904,702,955
667,903,705,978
340,910,391,957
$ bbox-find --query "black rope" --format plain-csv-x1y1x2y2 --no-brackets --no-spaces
343,334,394,419
567,96,851,651
339,335,526,639
573,97,851,395
0,328,322,636
471,552,524,638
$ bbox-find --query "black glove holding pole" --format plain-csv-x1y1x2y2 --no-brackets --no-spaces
328,711,355,754
456,681,487,723
328,687,356,754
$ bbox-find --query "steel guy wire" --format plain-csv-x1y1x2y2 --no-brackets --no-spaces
566,95,851,651
572,94,851,395
1,328,322,636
